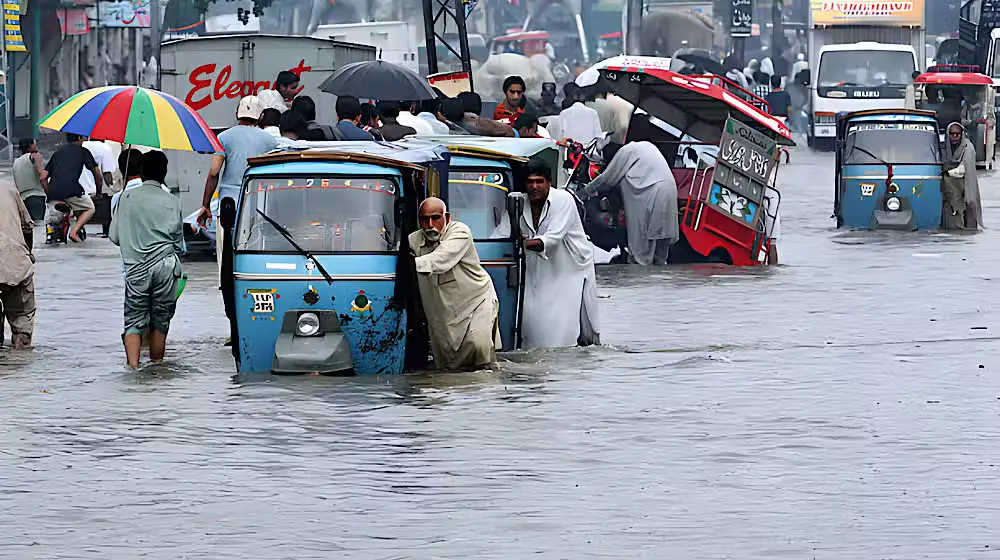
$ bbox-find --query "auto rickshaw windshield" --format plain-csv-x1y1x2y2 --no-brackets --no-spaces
236,176,400,253
844,123,941,165
448,169,511,239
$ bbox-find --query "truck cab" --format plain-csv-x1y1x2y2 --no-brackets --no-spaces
808,42,918,150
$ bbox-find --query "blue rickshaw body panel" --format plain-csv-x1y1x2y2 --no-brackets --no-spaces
233,254,405,375
448,159,518,351
840,163,943,230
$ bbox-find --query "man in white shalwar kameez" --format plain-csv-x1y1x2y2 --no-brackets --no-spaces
578,141,678,265
409,198,501,369
519,159,601,349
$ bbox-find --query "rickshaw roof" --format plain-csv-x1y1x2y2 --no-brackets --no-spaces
403,136,557,162
836,109,938,139
450,156,511,169
913,72,993,85
247,141,450,172
842,109,938,123
493,31,549,42
599,63,795,146
245,161,403,178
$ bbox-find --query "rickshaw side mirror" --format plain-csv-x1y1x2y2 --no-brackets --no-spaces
220,197,236,229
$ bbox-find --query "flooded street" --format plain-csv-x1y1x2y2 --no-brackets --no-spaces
4,147,1000,558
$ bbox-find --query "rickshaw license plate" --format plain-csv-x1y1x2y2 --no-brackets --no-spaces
250,291,275,313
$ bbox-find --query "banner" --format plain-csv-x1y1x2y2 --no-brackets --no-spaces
57,8,90,35
92,1,152,28
810,0,925,27
3,2,24,51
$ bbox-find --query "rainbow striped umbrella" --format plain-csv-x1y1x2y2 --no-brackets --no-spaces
38,86,223,154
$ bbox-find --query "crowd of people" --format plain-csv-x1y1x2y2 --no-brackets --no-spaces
0,69,627,369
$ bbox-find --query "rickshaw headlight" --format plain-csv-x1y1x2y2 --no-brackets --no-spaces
296,312,321,337
886,197,901,212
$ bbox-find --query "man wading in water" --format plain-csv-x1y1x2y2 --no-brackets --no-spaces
110,151,184,367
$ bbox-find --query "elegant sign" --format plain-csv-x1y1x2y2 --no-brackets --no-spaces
731,0,752,37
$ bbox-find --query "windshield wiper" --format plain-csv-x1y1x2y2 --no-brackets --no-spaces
845,145,895,189
255,208,334,285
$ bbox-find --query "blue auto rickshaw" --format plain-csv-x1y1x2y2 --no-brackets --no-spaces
835,109,944,230
399,136,558,350
220,142,450,375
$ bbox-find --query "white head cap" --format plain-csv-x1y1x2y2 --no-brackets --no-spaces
257,89,287,112
797,53,805,61
236,95,264,120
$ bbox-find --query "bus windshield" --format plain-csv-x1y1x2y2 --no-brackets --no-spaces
818,50,915,88
844,123,941,165
236,176,399,253
448,169,511,239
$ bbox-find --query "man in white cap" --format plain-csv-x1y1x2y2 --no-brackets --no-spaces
197,95,277,280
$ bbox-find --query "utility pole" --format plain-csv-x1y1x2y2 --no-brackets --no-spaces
421,0,473,89
150,0,160,89
625,0,642,55
771,0,783,66
29,1,39,137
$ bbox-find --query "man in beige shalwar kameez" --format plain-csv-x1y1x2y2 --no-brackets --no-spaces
409,197,501,370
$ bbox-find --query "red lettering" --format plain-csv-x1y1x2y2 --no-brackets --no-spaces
186,63,216,111
284,59,312,96
214,65,232,100
186,59,316,111
226,80,242,99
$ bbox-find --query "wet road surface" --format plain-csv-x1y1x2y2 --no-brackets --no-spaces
3,148,1000,558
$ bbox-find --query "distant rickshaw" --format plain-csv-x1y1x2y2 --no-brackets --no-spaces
912,65,996,169
489,31,551,58
834,109,944,231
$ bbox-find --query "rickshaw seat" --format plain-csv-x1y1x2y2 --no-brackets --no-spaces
671,167,712,200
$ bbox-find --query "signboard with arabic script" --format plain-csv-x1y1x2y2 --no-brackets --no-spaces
706,117,778,227
731,0,752,37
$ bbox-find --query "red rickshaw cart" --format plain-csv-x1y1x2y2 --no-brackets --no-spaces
586,59,794,266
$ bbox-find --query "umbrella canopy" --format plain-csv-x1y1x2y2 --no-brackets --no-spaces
39,86,223,153
318,60,437,101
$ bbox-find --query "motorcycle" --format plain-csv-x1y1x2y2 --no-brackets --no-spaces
562,138,630,263
45,202,87,244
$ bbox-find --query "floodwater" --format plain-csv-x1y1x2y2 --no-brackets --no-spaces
3,148,1000,559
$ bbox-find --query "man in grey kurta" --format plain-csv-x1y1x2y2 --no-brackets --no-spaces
943,122,984,230
409,197,501,370
578,141,679,265
109,151,184,367
0,178,36,348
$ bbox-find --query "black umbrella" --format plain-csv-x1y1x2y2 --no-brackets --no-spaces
318,60,437,101
672,49,726,77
